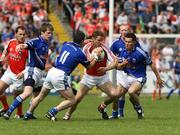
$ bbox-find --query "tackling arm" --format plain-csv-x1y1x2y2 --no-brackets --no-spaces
16,43,28,52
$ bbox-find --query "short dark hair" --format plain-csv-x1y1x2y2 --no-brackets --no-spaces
91,31,105,38
40,23,54,33
125,33,137,41
73,31,85,44
15,26,26,33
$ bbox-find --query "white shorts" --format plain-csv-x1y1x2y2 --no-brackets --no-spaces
116,70,124,85
24,67,44,88
80,73,110,89
1,67,24,91
43,67,71,91
117,72,146,90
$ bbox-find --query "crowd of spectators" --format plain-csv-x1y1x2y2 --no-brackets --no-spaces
63,0,180,36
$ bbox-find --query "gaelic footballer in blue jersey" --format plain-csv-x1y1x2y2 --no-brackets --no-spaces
109,24,142,119
98,33,164,119
3,23,54,120
23,31,100,121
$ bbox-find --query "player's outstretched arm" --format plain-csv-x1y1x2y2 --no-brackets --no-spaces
97,58,118,74
150,63,164,88
15,43,28,52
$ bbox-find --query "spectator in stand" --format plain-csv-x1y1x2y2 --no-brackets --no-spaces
123,0,136,15
128,12,139,33
167,7,178,33
137,0,148,17
142,8,155,33
156,11,168,33
116,11,128,26
148,16,158,33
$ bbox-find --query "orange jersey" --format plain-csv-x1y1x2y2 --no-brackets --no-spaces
83,42,116,76
6,39,28,74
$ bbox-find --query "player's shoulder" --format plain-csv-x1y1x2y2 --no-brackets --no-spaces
136,47,148,57
112,38,121,45
28,37,40,43
7,39,17,45
111,38,124,47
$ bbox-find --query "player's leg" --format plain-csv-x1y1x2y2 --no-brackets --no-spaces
24,86,50,120
3,76,35,120
158,87,162,99
128,81,144,119
29,86,42,112
0,76,12,116
152,80,157,101
152,89,156,101
63,83,89,120
13,90,23,119
3,85,34,120
45,88,76,121
109,84,127,119
118,95,125,117
166,88,176,99
98,81,124,119
0,95,9,116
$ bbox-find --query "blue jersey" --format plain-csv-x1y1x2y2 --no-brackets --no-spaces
26,36,49,70
119,46,152,78
54,42,90,75
173,61,180,74
110,37,141,62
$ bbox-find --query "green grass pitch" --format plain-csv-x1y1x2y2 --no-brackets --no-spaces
0,94,179,135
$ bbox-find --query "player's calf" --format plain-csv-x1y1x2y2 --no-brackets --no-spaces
98,103,109,120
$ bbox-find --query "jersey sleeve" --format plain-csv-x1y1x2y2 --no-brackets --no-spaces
110,41,119,55
102,45,117,62
79,50,90,68
26,38,39,49
144,52,152,65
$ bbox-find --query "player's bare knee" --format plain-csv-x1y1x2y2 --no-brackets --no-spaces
128,90,135,96
110,89,118,98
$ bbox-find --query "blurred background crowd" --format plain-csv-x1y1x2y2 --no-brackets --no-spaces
63,0,180,36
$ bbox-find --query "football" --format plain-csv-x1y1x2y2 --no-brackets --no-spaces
90,47,105,61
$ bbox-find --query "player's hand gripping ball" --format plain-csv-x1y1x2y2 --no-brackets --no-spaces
91,47,105,61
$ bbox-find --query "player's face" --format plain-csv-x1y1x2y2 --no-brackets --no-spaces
119,25,130,38
93,36,105,47
124,37,135,52
41,29,53,41
16,29,26,43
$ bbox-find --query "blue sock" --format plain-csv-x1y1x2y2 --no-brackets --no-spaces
112,111,118,117
178,90,180,96
8,96,23,114
49,107,58,116
118,99,125,116
134,104,142,111
167,89,175,97
25,111,32,117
